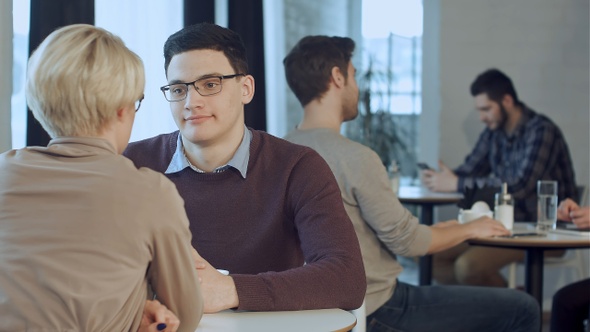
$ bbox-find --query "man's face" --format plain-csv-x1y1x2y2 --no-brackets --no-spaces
342,61,359,122
474,93,506,131
165,49,252,147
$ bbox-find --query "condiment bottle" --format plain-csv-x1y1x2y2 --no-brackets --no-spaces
495,183,514,230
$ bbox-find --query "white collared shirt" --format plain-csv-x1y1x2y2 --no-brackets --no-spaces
164,126,251,179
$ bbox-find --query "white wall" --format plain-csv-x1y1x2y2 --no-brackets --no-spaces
0,0,12,153
423,0,590,189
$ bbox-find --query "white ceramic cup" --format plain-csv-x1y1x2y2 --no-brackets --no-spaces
458,209,493,224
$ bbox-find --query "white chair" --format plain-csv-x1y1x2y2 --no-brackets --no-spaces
507,249,589,289
350,299,366,332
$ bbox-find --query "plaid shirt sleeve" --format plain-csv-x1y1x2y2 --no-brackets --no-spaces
453,129,493,191
503,120,577,204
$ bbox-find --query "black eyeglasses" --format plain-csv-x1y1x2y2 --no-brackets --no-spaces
135,94,144,112
160,74,245,102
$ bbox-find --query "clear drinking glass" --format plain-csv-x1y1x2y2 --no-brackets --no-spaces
537,180,558,231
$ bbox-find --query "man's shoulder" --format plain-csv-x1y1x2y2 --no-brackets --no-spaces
252,130,338,175
284,128,372,155
126,131,178,151
519,110,568,145
523,108,561,132
253,129,317,157
124,131,179,170
283,128,382,173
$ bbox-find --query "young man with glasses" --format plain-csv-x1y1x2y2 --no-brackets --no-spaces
283,35,540,332
123,22,366,313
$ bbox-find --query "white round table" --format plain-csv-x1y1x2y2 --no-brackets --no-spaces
195,308,357,332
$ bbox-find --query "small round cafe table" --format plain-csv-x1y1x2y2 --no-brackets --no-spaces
195,308,357,332
469,226,590,305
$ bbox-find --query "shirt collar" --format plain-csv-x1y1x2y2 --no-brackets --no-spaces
165,126,251,178
42,137,118,155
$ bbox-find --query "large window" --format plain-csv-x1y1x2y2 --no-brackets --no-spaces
10,0,183,149
95,0,182,142
360,0,422,116
345,0,423,178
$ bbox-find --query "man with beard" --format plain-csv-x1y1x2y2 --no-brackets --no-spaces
422,68,577,287
284,36,540,332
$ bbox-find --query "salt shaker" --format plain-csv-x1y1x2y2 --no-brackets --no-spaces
494,183,514,230
388,160,400,194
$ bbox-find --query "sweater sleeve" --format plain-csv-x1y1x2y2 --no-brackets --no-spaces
146,174,204,332
231,150,366,311
352,148,432,257
454,129,494,192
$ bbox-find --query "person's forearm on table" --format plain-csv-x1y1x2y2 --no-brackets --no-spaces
427,223,473,254
427,218,509,254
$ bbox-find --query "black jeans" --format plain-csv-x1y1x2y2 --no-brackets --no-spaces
551,278,590,332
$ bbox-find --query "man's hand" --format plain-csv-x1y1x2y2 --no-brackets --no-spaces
427,217,509,253
421,160,459,192
558,198,590,229
465,216,511,238
138,300,180,332
192,248,239,313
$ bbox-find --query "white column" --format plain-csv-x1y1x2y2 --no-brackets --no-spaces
0,0,13,152
263,0,286,137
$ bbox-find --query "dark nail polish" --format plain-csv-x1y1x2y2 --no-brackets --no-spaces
157,323,167,331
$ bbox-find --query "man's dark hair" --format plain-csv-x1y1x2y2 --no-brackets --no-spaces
163,22,248,75
283,36,355,107
470,68,521,106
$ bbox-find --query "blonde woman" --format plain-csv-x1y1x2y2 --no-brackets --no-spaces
0,24,202,331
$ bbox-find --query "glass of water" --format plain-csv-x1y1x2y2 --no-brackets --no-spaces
537,180,558,231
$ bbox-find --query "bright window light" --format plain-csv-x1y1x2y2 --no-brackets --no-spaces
95,0,183,142
11,0,30,149
362,0,423,38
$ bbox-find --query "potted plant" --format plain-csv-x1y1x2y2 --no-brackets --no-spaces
344,57,417,179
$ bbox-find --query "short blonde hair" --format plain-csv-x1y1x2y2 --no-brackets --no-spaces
26,24,145,137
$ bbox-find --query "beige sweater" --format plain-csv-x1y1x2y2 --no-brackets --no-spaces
0,137,203,331
285,128,432,315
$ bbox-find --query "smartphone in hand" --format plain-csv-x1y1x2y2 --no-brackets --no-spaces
417,162,433,171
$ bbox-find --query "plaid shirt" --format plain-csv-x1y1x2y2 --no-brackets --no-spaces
455,106,577,221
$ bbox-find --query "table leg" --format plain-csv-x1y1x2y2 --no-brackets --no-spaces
419,204,434,285
524,248,544,305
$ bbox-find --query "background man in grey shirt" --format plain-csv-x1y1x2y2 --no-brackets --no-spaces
283,35,539,332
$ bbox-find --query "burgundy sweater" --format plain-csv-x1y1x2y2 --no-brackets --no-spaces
124,130,366,311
